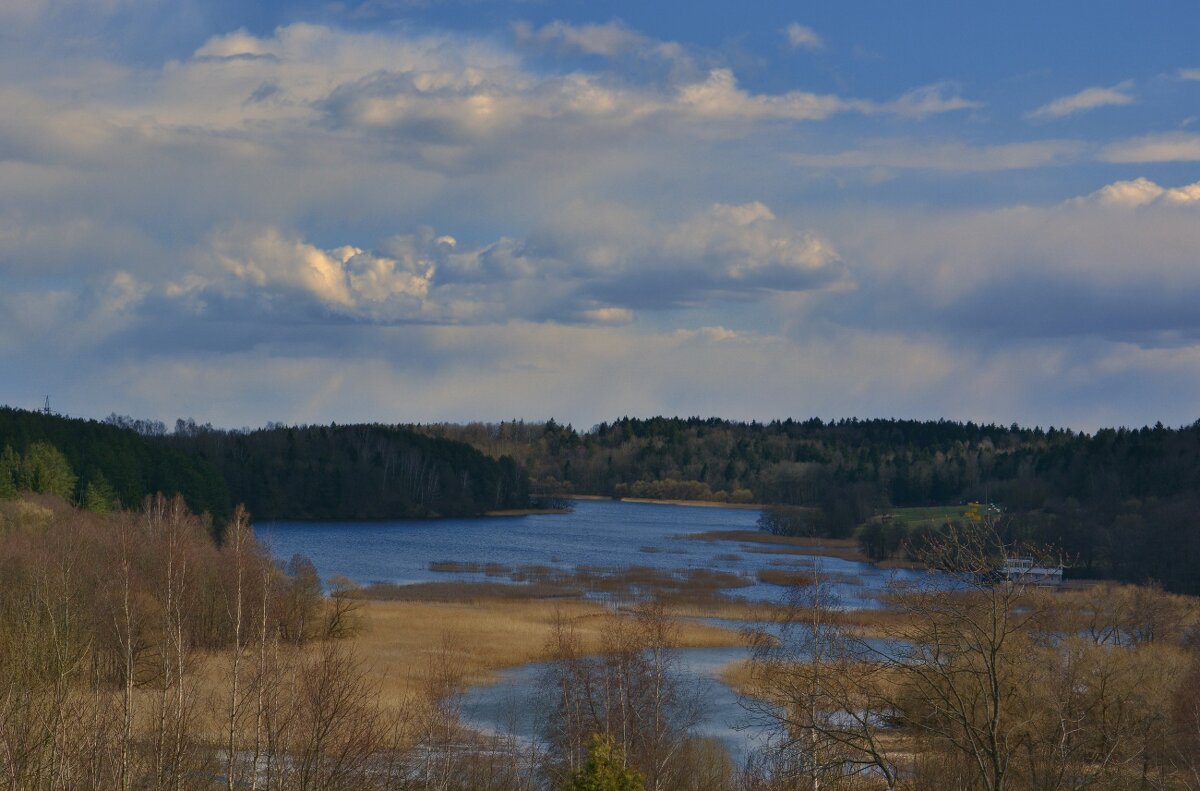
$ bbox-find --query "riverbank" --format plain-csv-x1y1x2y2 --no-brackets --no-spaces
684,528,924,569
483,507,570,517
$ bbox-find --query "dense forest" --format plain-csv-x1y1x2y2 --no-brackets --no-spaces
170,422,529,520
420,417,1200,594
0,408,528,523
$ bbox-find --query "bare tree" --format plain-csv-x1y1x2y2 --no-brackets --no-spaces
745,570,901,791
540,603,707,791
882,520,1054,791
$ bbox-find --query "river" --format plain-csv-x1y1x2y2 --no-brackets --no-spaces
256,499,919,765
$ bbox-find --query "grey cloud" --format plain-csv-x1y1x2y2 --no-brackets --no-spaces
810,178,1200,347
790,139,1084,172
245,82,283,104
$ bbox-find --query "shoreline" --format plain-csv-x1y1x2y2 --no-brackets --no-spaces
567,494,764,510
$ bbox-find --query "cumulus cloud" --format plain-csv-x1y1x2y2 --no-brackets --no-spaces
1026,81,1135,119
141,201,844,327
783,23,824,51
6,14,1199,431
656,202,842,288
675,68,858,121
1100,132,1200,162
168,227,438,322
1085,177,1200,208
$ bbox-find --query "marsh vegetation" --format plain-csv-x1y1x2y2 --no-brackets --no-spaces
2,490,1198,790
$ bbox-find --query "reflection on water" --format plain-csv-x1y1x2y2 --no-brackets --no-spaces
459,646,775,768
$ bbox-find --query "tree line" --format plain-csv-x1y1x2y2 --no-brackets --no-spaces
0,407,530,524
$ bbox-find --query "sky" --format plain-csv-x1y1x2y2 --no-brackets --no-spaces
2,1,1200,431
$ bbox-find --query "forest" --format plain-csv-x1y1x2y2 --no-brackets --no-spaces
168,422,529,520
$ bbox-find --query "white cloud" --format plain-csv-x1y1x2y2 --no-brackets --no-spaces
783,23,824,51
581,307,634,325
1100,132,1200,163
883,83,982,118
1026,81,1135,119
186,227,437,320
658,202,841,286
674,71,977,123
675,68,859,121
1085,177,1200,208
1178,68,1200,81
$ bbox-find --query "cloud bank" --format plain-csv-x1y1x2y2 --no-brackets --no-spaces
2,11,1200,431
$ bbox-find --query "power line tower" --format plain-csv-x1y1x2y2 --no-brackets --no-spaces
41,396,52,416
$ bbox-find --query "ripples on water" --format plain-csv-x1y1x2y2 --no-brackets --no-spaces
257,499,924,606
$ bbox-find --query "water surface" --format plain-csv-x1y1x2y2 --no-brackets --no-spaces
258,499,921,605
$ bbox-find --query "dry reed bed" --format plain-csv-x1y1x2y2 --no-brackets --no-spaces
350,598,748,705
363,562,756,608
754,568,817,587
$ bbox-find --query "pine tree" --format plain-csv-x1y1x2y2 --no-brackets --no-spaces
567,734,644,791
83,470,119,513
0,445,18,500
20,442,77,500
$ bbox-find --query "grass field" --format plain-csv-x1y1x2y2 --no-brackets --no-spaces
881,505,968,526
685,529,869,563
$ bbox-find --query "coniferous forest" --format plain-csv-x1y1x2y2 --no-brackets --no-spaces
0,407,528,524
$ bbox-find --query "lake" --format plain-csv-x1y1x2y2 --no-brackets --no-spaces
257,498,921,606
256,499,919,765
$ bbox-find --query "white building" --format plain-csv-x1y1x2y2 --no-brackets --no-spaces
1000,557,1063,586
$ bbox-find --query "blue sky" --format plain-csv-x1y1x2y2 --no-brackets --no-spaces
2,1,1200,430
